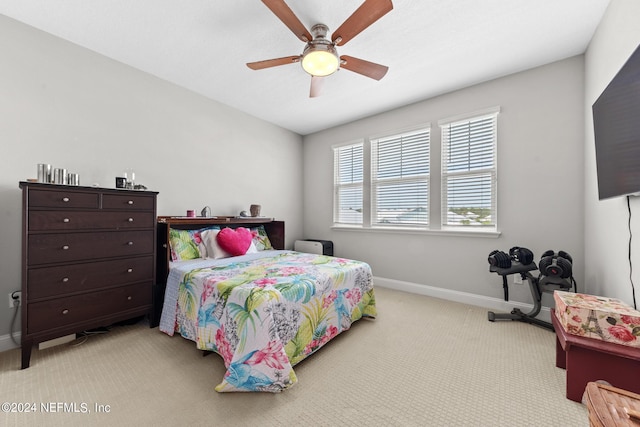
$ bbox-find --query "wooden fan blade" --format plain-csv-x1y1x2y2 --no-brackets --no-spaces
247,56,301,70
340,55,388,80
332,0,393,46
309,76,324,98
262,0,312,42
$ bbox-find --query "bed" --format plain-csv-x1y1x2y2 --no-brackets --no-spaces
153,216,376,392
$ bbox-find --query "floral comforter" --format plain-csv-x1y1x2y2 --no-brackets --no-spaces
159,250,376,392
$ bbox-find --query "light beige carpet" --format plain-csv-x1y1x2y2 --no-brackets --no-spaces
0,287,588,426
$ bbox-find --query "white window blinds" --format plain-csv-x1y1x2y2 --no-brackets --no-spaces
333,143,363,225
440,110,498,228
371,128,430,227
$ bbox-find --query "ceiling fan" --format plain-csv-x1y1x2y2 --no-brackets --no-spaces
246,0,393,97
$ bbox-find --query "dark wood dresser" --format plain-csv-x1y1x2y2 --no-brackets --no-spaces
19,181,158,368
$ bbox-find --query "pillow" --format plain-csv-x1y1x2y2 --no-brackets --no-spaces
201,229,230,259
169,229,201,261
250,225,274,251
192,226,220,256
169,226,220,261
202,228,258,259
217,227,253,256
246,241,258,254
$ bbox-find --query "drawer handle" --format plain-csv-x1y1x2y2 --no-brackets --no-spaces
128,218,134,222
127,296,132,301
63,218,70,223
128,200,134,205
62,245,70,250
127,268,133,273
62,197,70,203
62,277,69,283
127,241,134,246
62,309,69,315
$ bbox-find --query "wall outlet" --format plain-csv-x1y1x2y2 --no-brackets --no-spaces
8,291,21,308
513,275,523,285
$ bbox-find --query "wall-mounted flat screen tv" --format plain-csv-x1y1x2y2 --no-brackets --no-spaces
593,43,640,200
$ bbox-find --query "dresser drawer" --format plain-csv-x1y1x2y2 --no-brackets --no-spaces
28,189,99,209
28,230,154,265
27,282,152,334
28,256,154,300
29,211,155,231
103,193,155,211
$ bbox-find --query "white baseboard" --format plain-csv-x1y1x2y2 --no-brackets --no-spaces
373,276,552,324
0,331,20,353
0,277,551,353
38,334,76,350
0,332,79,353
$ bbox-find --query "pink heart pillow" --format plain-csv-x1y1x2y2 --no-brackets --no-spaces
216,227,253,256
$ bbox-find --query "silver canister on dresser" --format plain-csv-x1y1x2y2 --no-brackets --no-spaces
37,164,52,183
52,168,68,185
68,173,79,186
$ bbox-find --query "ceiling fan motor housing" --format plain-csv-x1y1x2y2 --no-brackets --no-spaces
301,24,340,76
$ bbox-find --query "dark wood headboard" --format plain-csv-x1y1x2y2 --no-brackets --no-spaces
150,216,285,327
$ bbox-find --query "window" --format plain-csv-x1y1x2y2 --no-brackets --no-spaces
333,143,363,225
371,129,430,227
332,107,499,233
440,108,499,229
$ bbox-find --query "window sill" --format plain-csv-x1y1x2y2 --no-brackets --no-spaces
331,225,501,238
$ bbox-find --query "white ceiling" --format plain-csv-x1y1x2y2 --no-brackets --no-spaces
0,0,610,135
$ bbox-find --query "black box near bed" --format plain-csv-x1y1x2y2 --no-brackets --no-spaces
153,215,376,392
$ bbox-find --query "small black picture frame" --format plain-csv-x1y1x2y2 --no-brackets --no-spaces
115,177,127,189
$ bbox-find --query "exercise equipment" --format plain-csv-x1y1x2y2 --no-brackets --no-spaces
509,246,534,265
487,247,576,330
538,250,573,279
488,250,511,269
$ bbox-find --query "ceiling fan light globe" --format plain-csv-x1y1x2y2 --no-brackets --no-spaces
301,48,339,77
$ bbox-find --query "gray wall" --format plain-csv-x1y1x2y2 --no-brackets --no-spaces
0,15,304,343
303,56,585,308
584,0,640,306
6,1,640,348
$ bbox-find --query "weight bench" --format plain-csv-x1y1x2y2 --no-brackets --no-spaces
488,262,573,330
